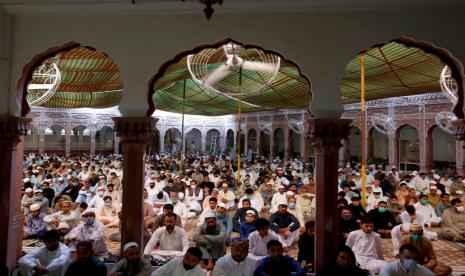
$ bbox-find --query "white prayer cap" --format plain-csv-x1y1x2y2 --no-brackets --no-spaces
217,202,226,208
430,186,437,190
355,172,361,176
23,178,30,183
430,169,435,173
67,169,72,173
429,180,437,185
391,166,396,169
58,222,70,230
178,192,185,200
291,171,298,176
99,175,105,179
204,212,216,219
58,177,64,181
34,189,43,194
42,179,50,183
373,187,382,193
222,183,229,187
30,203,41,211
286,191,294,196
123,242,139,252
212,188,219,191
25,188,33,193
415,191,421,196
433,174,440,180
67,175,72,180
32,169,39,173
278,185,285,190
277,200,288,207
456,190,464,195
96,186,105,191
411,171,418,176
246,210,256,216
83,208,97,215
271,173,277,177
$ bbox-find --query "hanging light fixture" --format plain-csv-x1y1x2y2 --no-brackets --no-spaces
182,0,223,20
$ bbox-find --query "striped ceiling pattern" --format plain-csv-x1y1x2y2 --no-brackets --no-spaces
153,44,311,116
340,41,445,104
27,46,123,108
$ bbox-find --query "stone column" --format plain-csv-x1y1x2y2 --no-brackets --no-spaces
307,118,351,271
0,117,30,272
284,128,290,161
114,134,120,155
256,130,261,158
338,138,349,168
65,124,71,157
388,134,399,169
38,129,45,155
159,130,165,154
419,135,434,173
90,130,96,156
78,130,83,149
452,119,465,176
269,129,275,160
113,117,156,254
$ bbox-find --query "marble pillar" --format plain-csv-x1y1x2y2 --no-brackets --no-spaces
113,117,156,255
388,134,399,169
307,118,351,271
90,130,96,156
38,129,45,155
114,134,120,155
0,117,30,273
338,138,349,168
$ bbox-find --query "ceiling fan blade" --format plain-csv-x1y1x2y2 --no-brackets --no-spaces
203,64,232,86
242,61,278,73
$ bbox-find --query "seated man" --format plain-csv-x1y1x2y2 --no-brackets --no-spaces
400,224,452,276
202,188,219,209
400,205,438,241
150,203,182,232
240,210,257,238
64,208,108,256
96,195,119,228
387,196,404,223
64,240,107,276
380,244,434,276
254,240,305,276
212,237,258,276
44,200,78,231
298,221,315,271
215,202,233,236
23,203,46,239
144,213,189,262
367,200,397,237
390,223,411,257
218,183,235,210
198,197,218,225
238,188,261,212
151,247,205,276
270,186,287,213
268,201,300,250
413,194,441,227
317,245,370,276
193,213,227,269
346,217,386,274
441,199,465,241
261,182,276,208
248,218,279,259
109,242,153,276
348,194,367,222
435,193,450,217
339,207,360,245
287,197,305,231
18,230,70,276
233,198,259,232
184,180,203,214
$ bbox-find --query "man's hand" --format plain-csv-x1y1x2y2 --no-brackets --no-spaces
33,265,49,275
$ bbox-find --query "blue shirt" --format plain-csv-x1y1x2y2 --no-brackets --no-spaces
26,213,46,236
240,221,256,238
254,255,305,276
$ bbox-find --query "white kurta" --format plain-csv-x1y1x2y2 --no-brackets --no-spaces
211,254,258,276
65,220,107,256
18,243,71,276
218,190,235,209
150,256,205,276
413,202,442,226
144,226,189,261
346,229,386,274
248,230,279,258
399,211,437,240
43,210,78,230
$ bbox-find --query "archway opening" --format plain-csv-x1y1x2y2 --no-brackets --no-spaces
397,125,420,171
164,128,181,155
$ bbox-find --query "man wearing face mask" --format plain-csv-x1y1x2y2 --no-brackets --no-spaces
215,203,233,236
441,199,465,242
287,197,305,231
367,201,397,238
33,189,50,215
400,224,451,276
380,244,434,276
61,179,81,201
87,186,105,209
96,195,119,228
64,208,108,256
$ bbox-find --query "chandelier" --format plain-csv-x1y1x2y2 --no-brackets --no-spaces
181,0,223,20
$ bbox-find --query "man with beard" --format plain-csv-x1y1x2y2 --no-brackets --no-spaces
193,213,227,269
64,241,107,276
211,237,258,276
339,207,360,245
400,224,452,276
151,247,204,276
109,242,153,276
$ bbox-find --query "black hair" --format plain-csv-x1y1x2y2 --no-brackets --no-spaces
405,205,416,214
186,247,203,258
305,221,315,230
451,199,462,206
106,183,114,187
336,245,356,263
399,244,419,254
163,203,174,211
42,230,60,241
266,239,282,249
245,188,254,194
254,218,270,230
79,202,88,209
360,217,373,225
76,240,93,251
209,197,218,203
242,198,251,203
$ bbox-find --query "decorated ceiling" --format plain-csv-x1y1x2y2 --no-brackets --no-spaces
27,46,123,109
340,41,446,104
151,41,312,116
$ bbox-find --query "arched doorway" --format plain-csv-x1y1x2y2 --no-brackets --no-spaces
348,127,361,161
96,126,115,154
397,125,420,171
185,128,202,155
71,125,90,152
225,129,235,154
247,129,257,152
273,128,285,159
370,127,389,161
164,128,181,155
24,125,39,152
288,129,302,159
259,130,270,158
44,125,66,154
429,125,456,172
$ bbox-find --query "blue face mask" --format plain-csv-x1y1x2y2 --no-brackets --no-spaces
85,217,95,225
104,202,112,207
289,202,297,209
35,196,43,201
411,233,422,241
402,259,416,269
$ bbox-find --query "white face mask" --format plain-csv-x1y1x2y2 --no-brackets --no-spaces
191,185,196,189
457,206,465,213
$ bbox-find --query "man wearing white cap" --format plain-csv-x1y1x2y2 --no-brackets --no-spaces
33,189,50,215
270,185,287,213
44,200,78,230
87,186,105,209
218,183,235,210
391,223,411,256
144,213,189,262
215,203,233,236
64,208,108,256
23,203,47,239
21,187,35,215
193,212,227,269
268,201,300,249
366,187,387,211
110,242,153,275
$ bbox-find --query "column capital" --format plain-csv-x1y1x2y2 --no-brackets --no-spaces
112,117,158,149
307,118,352,153
0,117,31,149
452,119,465,141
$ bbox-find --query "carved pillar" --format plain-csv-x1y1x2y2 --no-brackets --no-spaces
0,117,30,272
201,131,206,153
64,123,71,157
113,117,156,254
339,138,349,168
388,134,399,169
78,130,83,149
452,119,465,176
308,118,351,271
114,134,120,155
